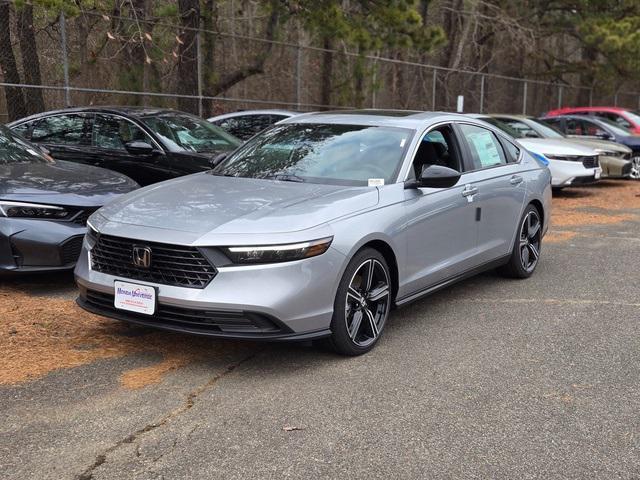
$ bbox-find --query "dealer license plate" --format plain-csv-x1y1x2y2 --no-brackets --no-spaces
114,281,156,315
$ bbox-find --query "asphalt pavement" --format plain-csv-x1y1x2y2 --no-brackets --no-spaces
1,187,639,479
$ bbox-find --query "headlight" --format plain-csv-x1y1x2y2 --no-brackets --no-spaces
222,237,333,264
0,201,69,219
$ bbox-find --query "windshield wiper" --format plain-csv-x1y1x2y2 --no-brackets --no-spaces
265,173,306,183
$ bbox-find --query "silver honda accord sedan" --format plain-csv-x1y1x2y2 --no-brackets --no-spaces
75,110,551,355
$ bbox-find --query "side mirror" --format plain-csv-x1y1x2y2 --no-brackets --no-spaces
406,165,461,189
596,131,613,140
125,140,155,155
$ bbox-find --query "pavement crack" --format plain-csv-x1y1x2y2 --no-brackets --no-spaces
75,351,258,480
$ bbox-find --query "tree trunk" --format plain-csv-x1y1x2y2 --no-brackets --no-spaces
0,4,27,120
201,0,217,117
320,36,333,108
177,0,200,114
16,4,45,114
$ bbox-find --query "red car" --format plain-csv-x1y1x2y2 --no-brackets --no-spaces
545,107,640,135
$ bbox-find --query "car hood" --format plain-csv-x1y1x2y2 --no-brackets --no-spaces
564,138,632,154
516,138,598,156
97,173,379,235
0,160,139,205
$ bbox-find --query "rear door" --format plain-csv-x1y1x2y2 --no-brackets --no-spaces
29,113,94,165
455,122,527,264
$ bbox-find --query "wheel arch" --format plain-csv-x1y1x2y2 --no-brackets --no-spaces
357,239,399,304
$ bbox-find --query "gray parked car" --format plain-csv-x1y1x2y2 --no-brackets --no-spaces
75,110,551,355
0,125,138,273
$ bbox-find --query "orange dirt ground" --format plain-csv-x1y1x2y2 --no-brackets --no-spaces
1,180,639,387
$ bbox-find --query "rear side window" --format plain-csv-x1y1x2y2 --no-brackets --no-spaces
458,124,507,170
31,114,91,146
499,119,540,138
222,115,275,140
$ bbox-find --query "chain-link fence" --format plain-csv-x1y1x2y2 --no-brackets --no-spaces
1,4,639,123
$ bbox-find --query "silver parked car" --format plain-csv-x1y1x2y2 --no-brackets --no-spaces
75,110,551,355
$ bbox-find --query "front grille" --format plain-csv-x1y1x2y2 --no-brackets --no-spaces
582,156,599,168
61,235,84,265
90,234,217,288
83,290,283,334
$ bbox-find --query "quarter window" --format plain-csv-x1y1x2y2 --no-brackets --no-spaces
93,114,152,150
501,139,520,163
458,124,507,170
31,114,90,145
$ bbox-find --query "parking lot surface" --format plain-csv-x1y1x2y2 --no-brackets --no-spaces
1,181,639,479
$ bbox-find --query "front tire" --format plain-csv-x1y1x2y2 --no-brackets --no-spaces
498,204,542,279
328,248,392,356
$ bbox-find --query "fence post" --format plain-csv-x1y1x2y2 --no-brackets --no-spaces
196,31,203,117
295,45,302,110
60,12,71,107
432,69,437,110
522,81,528,115
557,86,563,109
614,92,618,107
589,88,594,106
479,75,485,113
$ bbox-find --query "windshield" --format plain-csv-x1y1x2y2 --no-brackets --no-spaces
626,111,640,125
213,123,414,186
141,113,242,153
478,117,524,138
0,126,49,165
596,117,632,136
528,119,565,138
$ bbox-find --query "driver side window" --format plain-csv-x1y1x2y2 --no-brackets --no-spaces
93,114,152,151
409,124,462,180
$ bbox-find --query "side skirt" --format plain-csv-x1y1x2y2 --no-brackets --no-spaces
394,254,511,307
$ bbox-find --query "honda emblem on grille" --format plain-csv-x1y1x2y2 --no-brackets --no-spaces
132,246,152,268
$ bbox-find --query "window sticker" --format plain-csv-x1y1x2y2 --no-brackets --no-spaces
368,178,385,187
468,131,502,167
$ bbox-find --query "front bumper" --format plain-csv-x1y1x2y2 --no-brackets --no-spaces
74,237,345,339
0,218,87,273
599,156,632,179
549,159,601,187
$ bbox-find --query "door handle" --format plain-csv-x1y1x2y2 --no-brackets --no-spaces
510,175,524,185
462,185,479,197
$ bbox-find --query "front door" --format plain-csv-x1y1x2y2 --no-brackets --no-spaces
402,123,479,295
89,114,165,186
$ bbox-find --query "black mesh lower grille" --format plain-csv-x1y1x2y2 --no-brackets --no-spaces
83,289,282,334
90,234,217,288
61,235,84,265
583,156,599,168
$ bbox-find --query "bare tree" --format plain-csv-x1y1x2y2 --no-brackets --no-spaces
0,3,27,120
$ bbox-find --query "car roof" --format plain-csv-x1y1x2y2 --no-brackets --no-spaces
547,106,630,115
7,106,192,126
207,109,299,121
280,109,475,129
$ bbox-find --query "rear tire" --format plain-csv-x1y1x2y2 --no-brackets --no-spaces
498,204,542,279
327,248,392,356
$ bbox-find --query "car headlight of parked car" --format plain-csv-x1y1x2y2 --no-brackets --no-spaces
222,237,333,264
0,200,70,219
